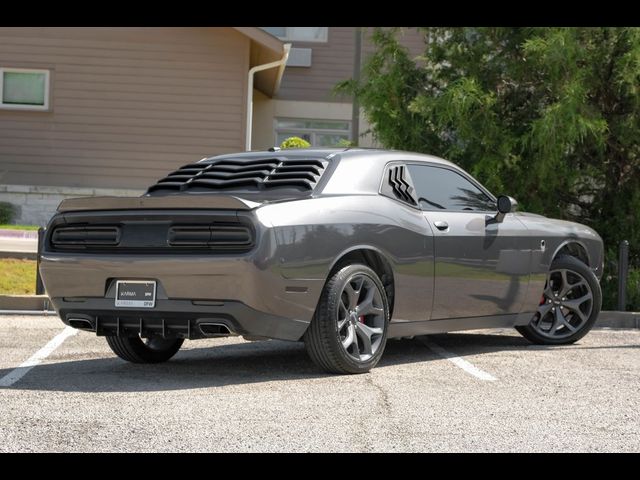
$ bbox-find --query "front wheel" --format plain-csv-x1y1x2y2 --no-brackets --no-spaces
516,255,602,345
304,264,389,374
106,335,184,363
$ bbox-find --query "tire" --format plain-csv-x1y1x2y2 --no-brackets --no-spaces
304,264,390,374
516,255,602,345
106,335,184,363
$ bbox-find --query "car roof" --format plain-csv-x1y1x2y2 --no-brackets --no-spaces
198,148,346,162
200,147,458,168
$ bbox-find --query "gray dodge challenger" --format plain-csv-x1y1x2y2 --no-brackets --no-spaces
39,148,603,374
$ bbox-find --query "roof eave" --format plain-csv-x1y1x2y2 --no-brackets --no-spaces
233,27,288,97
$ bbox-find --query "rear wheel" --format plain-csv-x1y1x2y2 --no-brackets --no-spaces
106,335,184,363
516,255,601,345
304,264,389,374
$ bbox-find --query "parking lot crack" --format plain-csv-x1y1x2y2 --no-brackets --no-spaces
366,373,391,413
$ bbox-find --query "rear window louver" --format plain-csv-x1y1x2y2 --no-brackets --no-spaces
147,157,328,194
387,165,417,205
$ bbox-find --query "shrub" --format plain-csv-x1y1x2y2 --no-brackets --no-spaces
0,202,15,224
336,139,356,147
627,268,640,312
280,136,311,149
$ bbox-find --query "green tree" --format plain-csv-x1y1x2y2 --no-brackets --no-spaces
339,27,640,309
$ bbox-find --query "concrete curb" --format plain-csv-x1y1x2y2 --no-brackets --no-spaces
0,251,37,260
0,295,49,311
597,311,640,329
0,229,38,240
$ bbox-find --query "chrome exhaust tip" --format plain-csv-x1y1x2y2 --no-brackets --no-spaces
198,322,233,337
68,318,94,330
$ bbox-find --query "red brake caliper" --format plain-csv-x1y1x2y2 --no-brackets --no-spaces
539,295,546,305
359,315,365,323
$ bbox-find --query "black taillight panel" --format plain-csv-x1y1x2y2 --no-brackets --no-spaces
47,212,255,254
210,225,253,247
168,224,253,249
168,226,212,246
51,226,121,247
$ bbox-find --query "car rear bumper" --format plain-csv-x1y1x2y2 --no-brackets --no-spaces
39,207,327,335
51,296,309,341
39,249,324,333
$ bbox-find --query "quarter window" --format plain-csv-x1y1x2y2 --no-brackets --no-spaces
261,27,328,43
0,68,50,111
406,164,496,211
275,118,350,147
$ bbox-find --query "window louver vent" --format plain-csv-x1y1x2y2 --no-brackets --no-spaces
388,166,417,205
147,157,328,194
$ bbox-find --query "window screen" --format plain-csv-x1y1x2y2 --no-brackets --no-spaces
1,69,49,110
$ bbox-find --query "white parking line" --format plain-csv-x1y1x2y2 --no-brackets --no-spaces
0,326,78,388
419,337,497,382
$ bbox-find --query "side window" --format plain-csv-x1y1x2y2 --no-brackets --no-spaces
406,164,495,211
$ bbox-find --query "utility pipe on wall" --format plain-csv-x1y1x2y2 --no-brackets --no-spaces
246,43,291,151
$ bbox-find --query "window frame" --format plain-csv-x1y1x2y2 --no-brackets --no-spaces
0,67,51,111
379,160,498,213
262,27,328,43
274,117,351,147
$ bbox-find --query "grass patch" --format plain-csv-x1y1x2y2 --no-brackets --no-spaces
0,259,36,295
0,224,40,231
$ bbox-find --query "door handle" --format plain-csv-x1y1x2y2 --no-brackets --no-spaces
434,220,449,231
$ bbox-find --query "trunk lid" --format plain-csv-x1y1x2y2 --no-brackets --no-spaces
57,194,261,213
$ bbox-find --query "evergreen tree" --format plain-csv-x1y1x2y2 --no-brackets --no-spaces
339,27,640,309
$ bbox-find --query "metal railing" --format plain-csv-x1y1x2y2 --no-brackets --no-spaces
618,240,629,311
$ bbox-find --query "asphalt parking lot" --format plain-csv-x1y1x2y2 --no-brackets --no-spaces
0,315,639,452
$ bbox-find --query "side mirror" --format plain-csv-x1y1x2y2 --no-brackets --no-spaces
490,195,518,224
497,195,517,214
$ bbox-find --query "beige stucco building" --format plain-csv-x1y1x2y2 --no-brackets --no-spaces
0,27,424,224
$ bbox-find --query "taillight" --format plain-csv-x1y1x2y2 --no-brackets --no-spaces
51,226,120,247
167,225,252,248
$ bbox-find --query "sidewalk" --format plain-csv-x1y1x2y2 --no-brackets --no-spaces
0,229,38,260
0,228,38,240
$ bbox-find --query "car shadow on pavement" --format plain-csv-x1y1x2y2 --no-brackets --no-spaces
0,332,577,393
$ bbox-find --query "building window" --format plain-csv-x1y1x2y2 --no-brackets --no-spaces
262,27,328,43
275,118,350,147
0,68,50,111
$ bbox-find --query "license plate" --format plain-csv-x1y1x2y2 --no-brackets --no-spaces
115,280,156,308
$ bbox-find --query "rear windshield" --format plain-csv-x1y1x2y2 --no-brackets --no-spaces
146,156,329,196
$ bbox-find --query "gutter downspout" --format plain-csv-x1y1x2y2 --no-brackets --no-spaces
246,43,291,151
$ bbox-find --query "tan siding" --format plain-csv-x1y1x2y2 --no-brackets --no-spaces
276,27,426,103
395,28,427,58
0,27,249,189
361,27,425,58
276,27,355,102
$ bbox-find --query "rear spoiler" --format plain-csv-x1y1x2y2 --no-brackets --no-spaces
57,195,260,213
